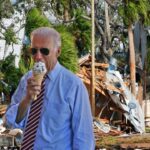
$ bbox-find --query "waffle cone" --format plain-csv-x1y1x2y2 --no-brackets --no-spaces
33,73,45,85
33,73,45,100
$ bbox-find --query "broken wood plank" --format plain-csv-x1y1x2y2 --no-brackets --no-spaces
81,78,106,96
78,54,90,65
94,62,109,68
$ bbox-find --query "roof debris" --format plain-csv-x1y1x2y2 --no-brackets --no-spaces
77,54,145,138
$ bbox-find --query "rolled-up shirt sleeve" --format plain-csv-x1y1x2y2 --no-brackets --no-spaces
70,81,95,150
5,103,26,129
5,72,31,129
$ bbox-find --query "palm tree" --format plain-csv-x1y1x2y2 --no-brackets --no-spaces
119,0,150,95
20,7,78,73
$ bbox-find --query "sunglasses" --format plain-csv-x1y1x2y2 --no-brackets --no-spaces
30,48,50,56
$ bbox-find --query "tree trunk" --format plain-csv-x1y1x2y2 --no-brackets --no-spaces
105,1,111,43
90,0,95,116
63,7,69,22
136,83,143,106
143,61,147,100
128,24,136,96
3,42,9,60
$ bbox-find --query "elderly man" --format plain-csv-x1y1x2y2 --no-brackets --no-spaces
5,27,95,150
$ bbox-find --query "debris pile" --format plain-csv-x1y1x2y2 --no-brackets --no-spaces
0,127,22,148
77,54,145,139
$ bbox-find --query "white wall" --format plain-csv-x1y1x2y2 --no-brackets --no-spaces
0,9,25,67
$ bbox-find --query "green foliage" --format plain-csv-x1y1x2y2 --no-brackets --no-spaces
47,0,89,21
118,0,150,25
0,72,4,93
0,72,4,80
118,2,138,25
20,7,51,74
19,45,34,74
50,0,71,17
55,25,78,73
70,8,91,57
24,7,78,73
25,8,51,37
19,58,33,75
3,27,18,44
0,0,14,20
143,2,150,25
61,0,70,8
0,55,22,94
34,0,46,12
145,127,150,133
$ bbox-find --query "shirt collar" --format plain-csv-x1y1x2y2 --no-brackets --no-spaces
47,61,62,81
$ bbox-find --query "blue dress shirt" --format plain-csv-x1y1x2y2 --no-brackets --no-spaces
5,62,95,150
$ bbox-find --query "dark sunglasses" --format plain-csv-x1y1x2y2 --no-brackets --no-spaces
30,48,50,56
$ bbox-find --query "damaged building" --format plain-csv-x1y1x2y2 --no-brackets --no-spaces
77,54,145,138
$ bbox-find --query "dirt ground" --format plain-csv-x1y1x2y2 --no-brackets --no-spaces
95,128,150,149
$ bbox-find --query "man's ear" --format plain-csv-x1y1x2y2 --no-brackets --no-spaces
56,48,61,57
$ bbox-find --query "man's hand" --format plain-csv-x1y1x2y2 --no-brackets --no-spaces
26,77,42,101
16,77,42,123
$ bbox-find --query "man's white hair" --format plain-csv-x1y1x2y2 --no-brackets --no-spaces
31,27,61,50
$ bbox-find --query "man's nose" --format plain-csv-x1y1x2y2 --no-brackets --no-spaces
34,50,43,61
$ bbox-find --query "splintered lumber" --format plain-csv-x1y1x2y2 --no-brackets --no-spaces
95,69,106,81
78,54,90,65
105,84,122,94
77,65,121,96
81,78,106,96
94,62,109,68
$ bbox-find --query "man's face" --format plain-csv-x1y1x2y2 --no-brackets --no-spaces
31,35,59,72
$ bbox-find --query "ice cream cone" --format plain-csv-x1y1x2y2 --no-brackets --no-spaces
33,73,45,100
32,61,47,100
33,72,45,86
